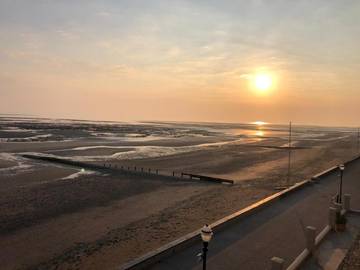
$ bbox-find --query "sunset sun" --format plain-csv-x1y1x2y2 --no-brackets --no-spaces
254,73,272,91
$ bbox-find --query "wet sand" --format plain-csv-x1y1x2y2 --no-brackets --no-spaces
0,159,17,169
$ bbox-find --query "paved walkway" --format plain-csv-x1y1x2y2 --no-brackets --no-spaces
148,159,360,270
300,213,360,270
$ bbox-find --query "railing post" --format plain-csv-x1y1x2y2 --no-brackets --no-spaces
271,257,284,270
344,194,351,211
333,202,342,212
306,226,316,252
329,207,337,230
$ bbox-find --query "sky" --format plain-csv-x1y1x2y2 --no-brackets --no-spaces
0,0,359,126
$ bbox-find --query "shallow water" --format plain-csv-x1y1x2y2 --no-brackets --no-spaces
1,117,356,166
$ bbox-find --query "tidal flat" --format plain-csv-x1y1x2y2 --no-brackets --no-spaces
0,117,358,270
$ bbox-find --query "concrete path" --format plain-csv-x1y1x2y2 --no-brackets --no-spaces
148,159,360,270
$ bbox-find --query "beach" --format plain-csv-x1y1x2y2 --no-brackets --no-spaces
0,117,359,270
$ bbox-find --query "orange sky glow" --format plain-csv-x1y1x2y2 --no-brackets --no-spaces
1,1,359,126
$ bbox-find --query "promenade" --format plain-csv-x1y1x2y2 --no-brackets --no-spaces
138,158,360,270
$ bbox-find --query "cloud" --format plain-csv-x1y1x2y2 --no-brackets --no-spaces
239,74,252,80
167,46,182,57
110,64,132,72
55,29,79,40
96,11,112,17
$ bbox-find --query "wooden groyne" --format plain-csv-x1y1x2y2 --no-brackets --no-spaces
22,154,105,170
181,173,234,184
21,154,233,185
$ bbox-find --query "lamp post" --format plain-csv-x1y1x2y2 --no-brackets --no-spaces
201,224,213,270
337,164,345,203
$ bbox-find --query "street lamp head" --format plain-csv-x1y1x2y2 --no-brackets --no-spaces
201,224,213,243
339,164,345,171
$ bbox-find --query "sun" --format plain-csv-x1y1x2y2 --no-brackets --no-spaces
252,121,267,126
254,73,272,91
